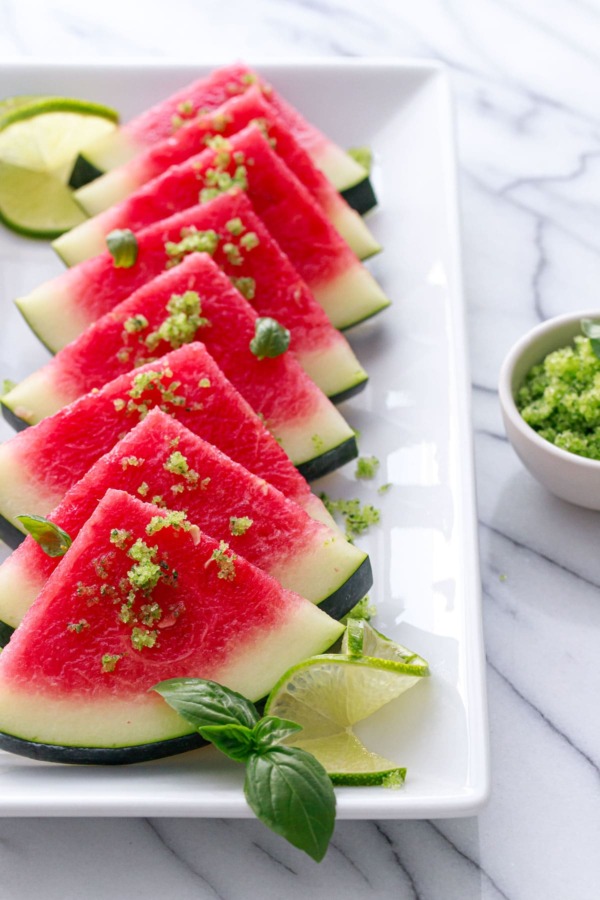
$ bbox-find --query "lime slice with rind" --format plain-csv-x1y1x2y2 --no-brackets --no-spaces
343,618,428,668
0,96,118,238
265,626,429,786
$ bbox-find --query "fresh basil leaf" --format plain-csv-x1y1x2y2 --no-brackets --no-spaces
152,677,259,729
244,746,336,862
197,724,255,761
251,716,302,751
106,228,138,268
17,515,72,557
347,146,373,174
249,317,290,360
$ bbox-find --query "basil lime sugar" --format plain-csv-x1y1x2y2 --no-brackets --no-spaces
517,321,600,460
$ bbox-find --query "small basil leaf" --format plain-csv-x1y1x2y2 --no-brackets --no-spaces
244,746,336,862
152,677,259,729
347,146,373,174
106,229,138,268
251,716,302,751
17,515,72,557
249,317,290,360
198,724,255,761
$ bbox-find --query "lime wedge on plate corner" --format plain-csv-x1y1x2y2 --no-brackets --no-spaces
0,96,119,239
265,622,429,786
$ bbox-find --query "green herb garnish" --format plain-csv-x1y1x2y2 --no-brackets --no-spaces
152,678,335,861
106,229,138,268
249,317,290,360
229,516,253,536
17,515,72,557
319,494,380,541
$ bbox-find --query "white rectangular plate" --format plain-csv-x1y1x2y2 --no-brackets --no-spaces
0,59,489,818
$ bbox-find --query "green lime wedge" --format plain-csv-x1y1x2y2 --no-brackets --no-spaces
0,96,118,238
343,618,429,667
265,630,429,785
0,161,87,238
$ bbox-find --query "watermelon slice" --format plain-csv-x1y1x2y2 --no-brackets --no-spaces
0,410,371,627
17,192,372,388
0,488,344,762
74,63,375,213
6,252,366,427
74,86,380,261
54,126,390,328
4,254,356,471
0,344,344,546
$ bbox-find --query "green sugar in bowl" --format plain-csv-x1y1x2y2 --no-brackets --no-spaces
499,312,600,509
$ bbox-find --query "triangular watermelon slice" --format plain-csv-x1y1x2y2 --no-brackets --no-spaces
0,344,341,546
17,191,370,397
75,86,380,260
4,253,356,473
54,126,389,327
0,488,344,763
74,63,375,212
0,409,371,627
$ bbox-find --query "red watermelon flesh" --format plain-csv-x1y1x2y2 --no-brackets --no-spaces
80,63,367,192
55,124,380,303
0,344,333,535
9,253,355,464
18,191,373,357
75,86,378,259
0,488,344,750
0,410,368,627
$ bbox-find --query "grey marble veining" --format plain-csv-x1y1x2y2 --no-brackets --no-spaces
0,0,599,898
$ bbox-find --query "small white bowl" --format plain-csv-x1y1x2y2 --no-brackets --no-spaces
499,310,600,510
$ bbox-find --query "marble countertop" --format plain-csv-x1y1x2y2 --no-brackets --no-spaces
0,1,599,897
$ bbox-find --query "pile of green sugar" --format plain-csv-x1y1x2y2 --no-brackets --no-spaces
517,335,600,460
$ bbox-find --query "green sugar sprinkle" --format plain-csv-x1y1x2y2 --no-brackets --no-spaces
226,217,245,236
319,493,381,542
146,510,191,535
130,627,158,651
101,654,121,673
355,456,380,480
109,528,132,550
342,596,376,623
67,620,89,634
123,314,149,334
144,291,209,353
229,516,253,536
164,228,220,267
121,456,145,470
517,332,600,460
231,276,256,300
206,540,237,580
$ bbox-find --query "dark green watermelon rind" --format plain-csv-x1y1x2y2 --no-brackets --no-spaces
318,556,372,620
296,435,358,482
0,401,29,433
328,376,369,406
0,515,25,551
0,728,205,765
69,154,104,190
341,177,377,216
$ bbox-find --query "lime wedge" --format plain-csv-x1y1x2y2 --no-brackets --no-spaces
0,161,87,237
0,96,118,238
265,624,429,786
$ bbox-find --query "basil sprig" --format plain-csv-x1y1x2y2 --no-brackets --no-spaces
153,678,335,861
249,317,290,360
17,515,72,557
106,228,138,268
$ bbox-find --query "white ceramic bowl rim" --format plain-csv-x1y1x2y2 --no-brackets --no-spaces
499,309,600,471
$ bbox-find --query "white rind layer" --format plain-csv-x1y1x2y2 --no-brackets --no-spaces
0,602,343,747
299,337,367,400
328,196,381,261
52,218,106,267
74,167,141,217
2,368,75,426
314,261,391,330
313,142,368,192
16,283,87,354
0,444,62,534
0,558,39,628
274,394,354,467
